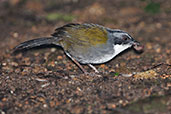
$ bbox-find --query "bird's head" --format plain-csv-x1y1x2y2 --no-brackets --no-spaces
107,29,144,52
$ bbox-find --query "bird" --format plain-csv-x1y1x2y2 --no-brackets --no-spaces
13,23,143,73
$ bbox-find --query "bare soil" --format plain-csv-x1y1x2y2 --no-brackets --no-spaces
0,0,170,114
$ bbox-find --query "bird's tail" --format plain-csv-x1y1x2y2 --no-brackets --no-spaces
13,37,59,51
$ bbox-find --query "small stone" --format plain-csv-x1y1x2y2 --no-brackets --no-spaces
166,49,170,54
107,103,116,109
11,62,18,67
50,101,55,107
2,98,7,102
146,43,152,49
39,97,45,103
156,48,161,53
49,61,55,67
2,63,7,66
18,103,22,107
15,53,22,58
51,48,56,52
10,90,14,94
100,64,105,68
43,104,47,108
138,22,145,29
70,75,76,78
120,62,126,67
13,32,19,38
166,60,170,64
31,26,37,32
25,101,29,104
67,66,72,70
156,23,162,28
167,83,171,87
57,56,63,60
119,100,123,104
115,64,119,67
77,87,82,91
34,52,39,56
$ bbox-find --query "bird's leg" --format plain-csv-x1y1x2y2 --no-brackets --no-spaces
88,64,99,73
68,55,87,73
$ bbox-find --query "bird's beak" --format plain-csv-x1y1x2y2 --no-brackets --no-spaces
130,40,144,52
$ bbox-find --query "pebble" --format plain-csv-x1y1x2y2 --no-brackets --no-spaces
156,48,161,53
43,104,48,108
156,23,162,28
119,100,123,104
2,63,7,66
107,103,116,109
49,101,55,107
51,48,56,52
57,56,63,60
11,62,18,67
146,43,152,49
13,32,19,38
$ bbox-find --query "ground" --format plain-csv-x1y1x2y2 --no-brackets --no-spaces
0,0,170,114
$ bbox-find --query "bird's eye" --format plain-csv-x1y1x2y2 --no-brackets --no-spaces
123,35,129,41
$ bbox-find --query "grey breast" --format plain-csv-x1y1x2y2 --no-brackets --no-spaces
68,41,115,64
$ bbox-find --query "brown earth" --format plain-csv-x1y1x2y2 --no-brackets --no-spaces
0,0,170,114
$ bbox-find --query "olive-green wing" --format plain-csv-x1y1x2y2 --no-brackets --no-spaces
53,23,108,52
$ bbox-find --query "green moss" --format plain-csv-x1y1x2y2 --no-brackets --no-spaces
45,13,76,22
144,2,160,14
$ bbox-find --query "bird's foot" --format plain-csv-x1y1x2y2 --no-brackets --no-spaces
88,64,99,73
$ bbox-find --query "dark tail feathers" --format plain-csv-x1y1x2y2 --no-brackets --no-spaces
13,37,59,51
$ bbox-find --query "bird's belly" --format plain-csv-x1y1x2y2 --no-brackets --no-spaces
69,44,131,64
65,43,131,64
89,53,116,64
75,48,116,64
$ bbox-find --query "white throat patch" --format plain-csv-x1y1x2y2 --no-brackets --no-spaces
113,44,131,57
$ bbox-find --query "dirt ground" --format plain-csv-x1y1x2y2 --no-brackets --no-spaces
0,0,170,114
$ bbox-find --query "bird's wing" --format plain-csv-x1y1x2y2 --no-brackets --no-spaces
52,23,108,52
